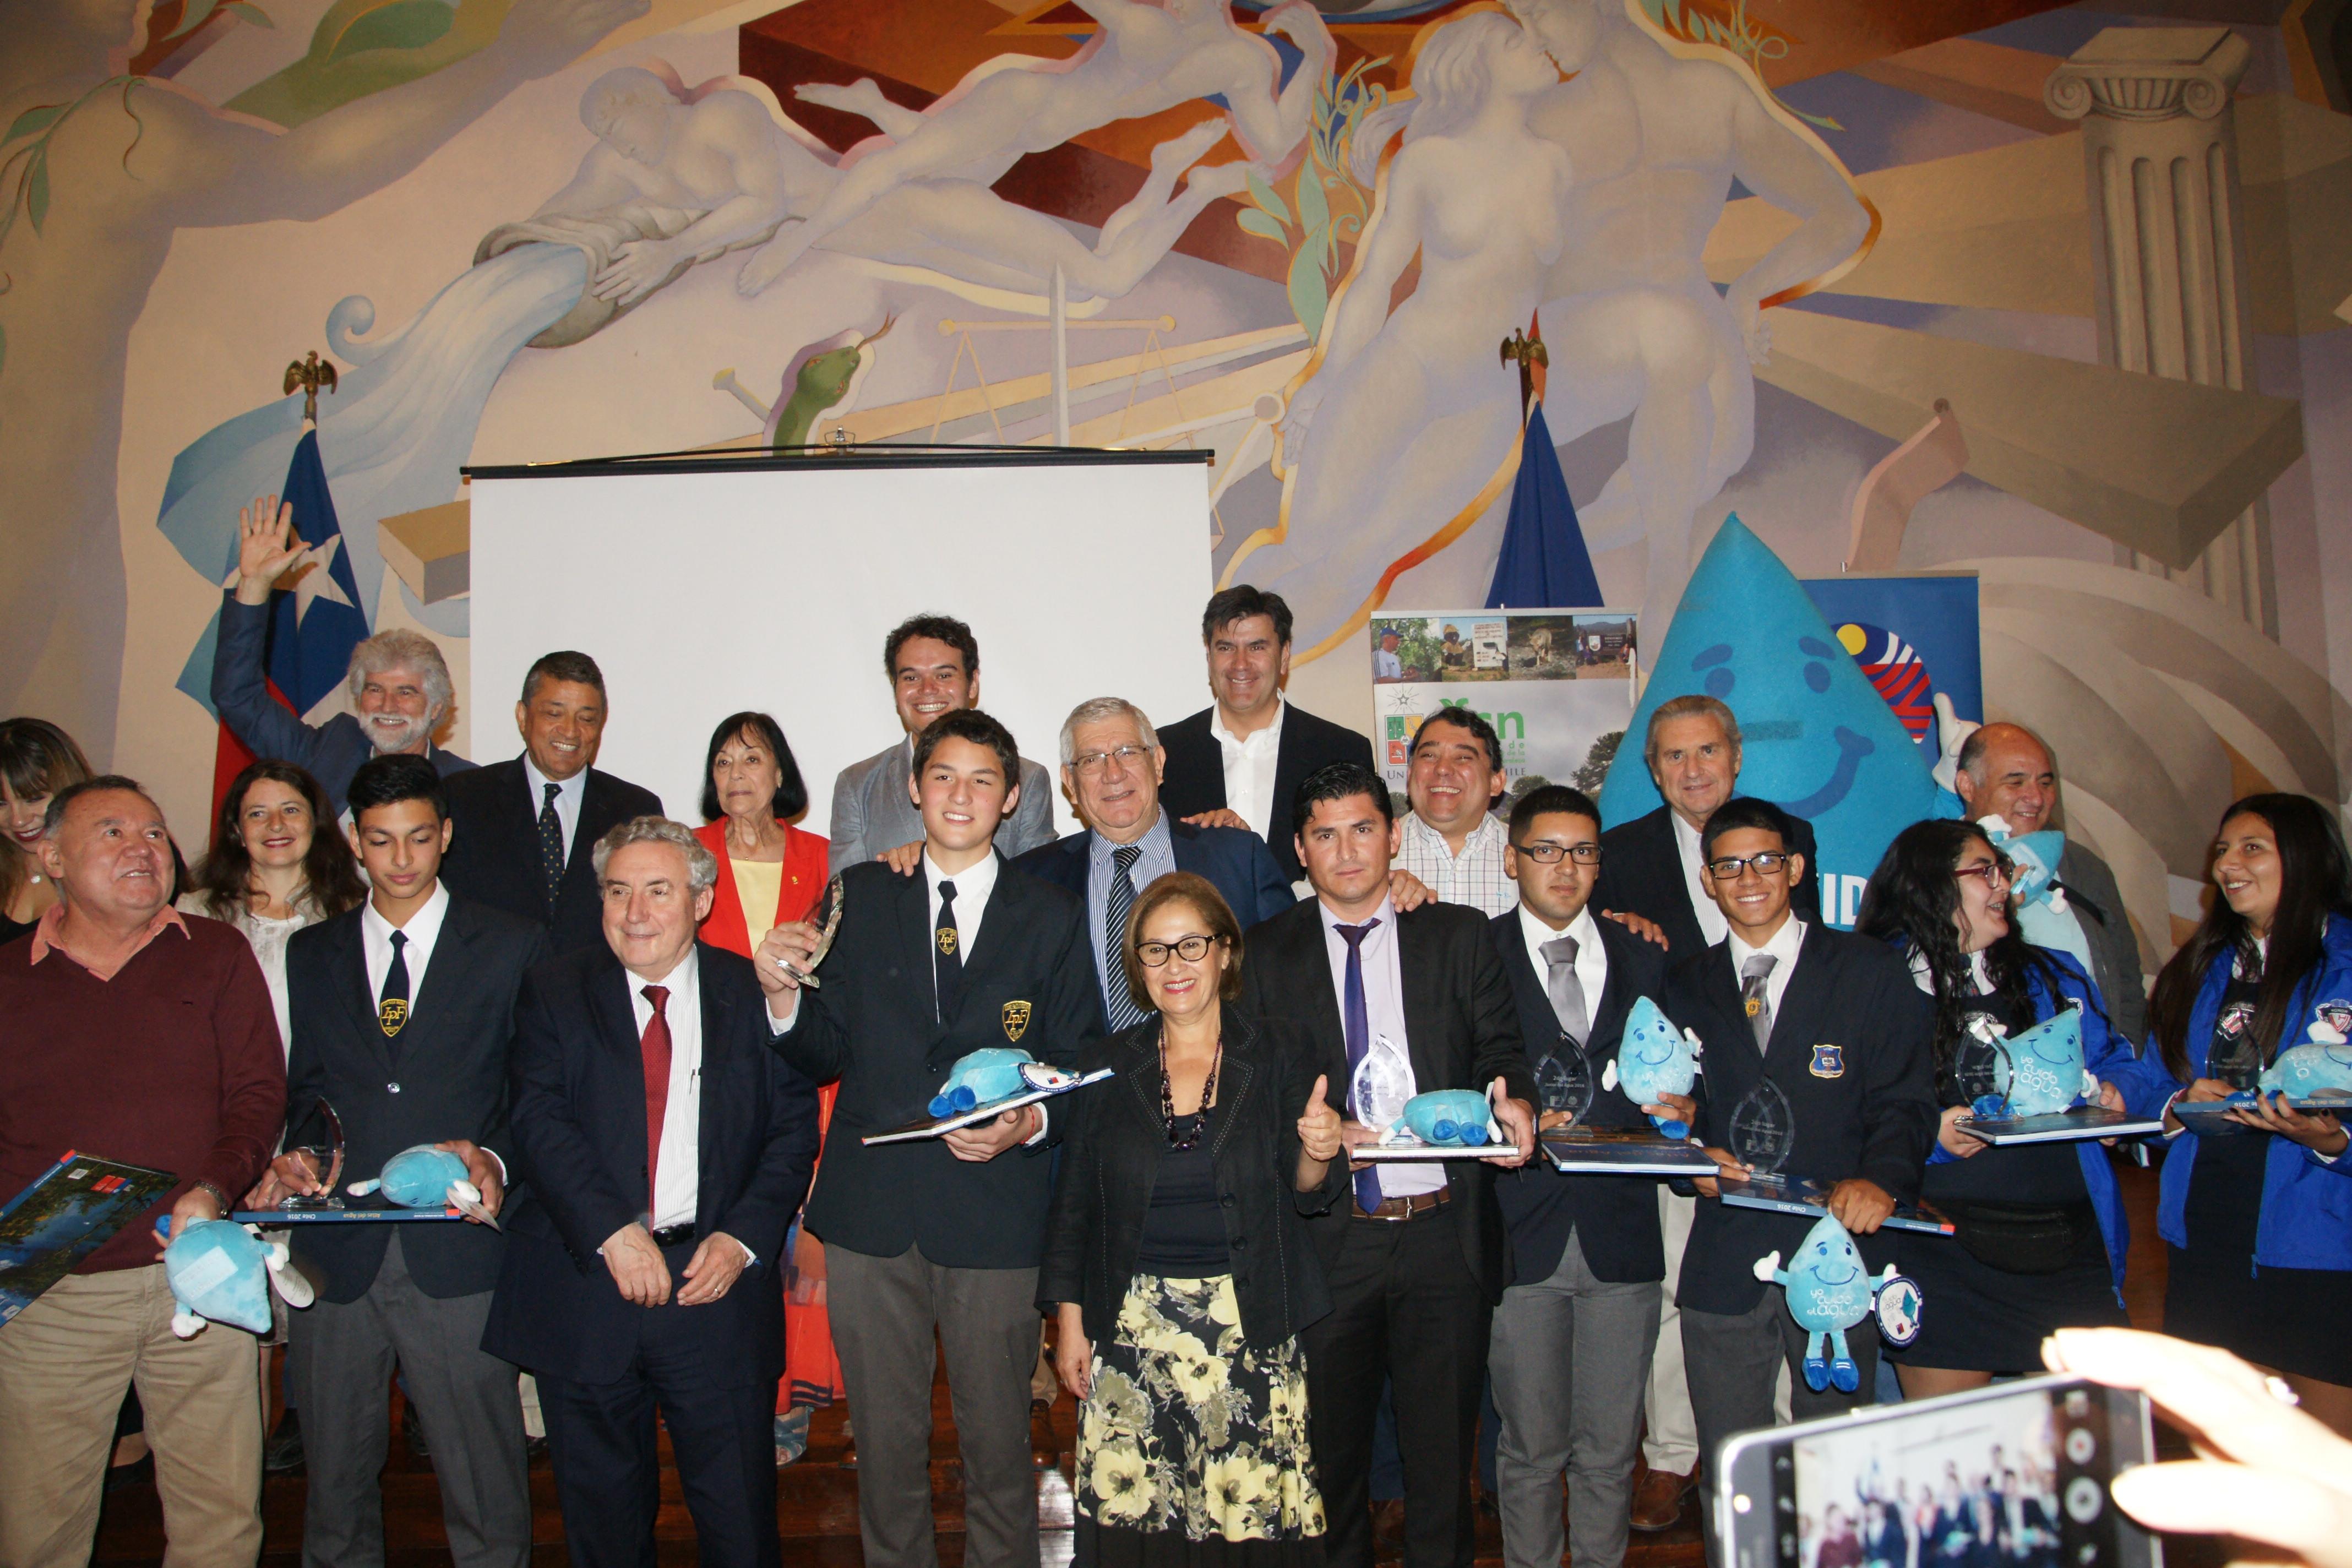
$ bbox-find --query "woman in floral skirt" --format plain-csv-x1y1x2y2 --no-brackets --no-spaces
1041,872,1346,1565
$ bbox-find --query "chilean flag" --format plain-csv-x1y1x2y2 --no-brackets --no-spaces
209,429,369,816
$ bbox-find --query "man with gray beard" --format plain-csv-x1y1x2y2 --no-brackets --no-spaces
214,492,475,817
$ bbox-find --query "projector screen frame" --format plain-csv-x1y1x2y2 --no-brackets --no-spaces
465,443,1213,482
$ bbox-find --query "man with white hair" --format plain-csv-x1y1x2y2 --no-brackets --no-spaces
217,493,473,816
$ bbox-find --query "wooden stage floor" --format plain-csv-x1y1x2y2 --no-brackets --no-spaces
92,1164,2174,1568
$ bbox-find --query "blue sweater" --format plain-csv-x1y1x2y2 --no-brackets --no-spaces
2104,917,2352,1273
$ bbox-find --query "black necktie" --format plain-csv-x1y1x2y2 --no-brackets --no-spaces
1104,845,1146,1032
537,781,565,912
379,929,410,1037
935,879,963,1022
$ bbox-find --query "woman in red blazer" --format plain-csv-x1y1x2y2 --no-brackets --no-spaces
693,712,839,1460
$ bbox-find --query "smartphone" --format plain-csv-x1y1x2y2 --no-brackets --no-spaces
1716,1374,2159,1568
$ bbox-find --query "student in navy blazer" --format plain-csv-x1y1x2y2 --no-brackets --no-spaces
1011,697,1293,1026
483,818,819,1568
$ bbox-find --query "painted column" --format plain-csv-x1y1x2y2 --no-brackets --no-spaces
2046,26,2276,635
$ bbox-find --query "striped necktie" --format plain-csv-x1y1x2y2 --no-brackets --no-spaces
1104,844,1147,1032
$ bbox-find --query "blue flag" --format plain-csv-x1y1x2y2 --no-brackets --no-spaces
1486,404,1601,609
263,429,370,718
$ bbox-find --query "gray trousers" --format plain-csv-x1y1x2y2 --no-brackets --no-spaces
828,1242,1040,1568
287,1232,529,1568
1488,1233,1660,1568
1683,1285,1881,1568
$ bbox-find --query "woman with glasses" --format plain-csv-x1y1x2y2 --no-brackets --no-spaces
1040,871,1343,1566
2134,794,2352,1434
1854,820,2136,1397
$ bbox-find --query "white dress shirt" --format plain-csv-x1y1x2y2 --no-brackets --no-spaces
1725,916,1807,1035
1399,810,1514,916
629,946,707,1234
522,755,587,864
1213,695,1287,840
1671,810,1731,948
1318,895,1442,1198
1518,903,1609,1034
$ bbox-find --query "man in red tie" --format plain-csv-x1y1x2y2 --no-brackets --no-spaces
484,816,820,1568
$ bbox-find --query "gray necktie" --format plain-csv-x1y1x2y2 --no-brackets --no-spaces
1740,952,1777,1053
1539,934,1589,1046
1104,844,1147,1033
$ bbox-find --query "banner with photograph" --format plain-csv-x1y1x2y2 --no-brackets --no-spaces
1370,610,1639,801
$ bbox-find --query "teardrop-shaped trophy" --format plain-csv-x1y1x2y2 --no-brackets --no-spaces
282,1097,345,1210
1535,1047,1594,1126
780,875,846,988
1727,1077,1796,1175
1351,1033,1414,1134
1952,1022,2013,1120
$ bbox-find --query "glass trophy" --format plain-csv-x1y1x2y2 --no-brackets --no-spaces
1727,1077,1796,1176
1350,1033,1414,1134
780,876,846,988
280,1097,346,1210
2208,1004,2261,1090
1534,1047,1594,1127
1952,1027,2015,1120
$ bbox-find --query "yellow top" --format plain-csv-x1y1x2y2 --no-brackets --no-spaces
732,858,785,952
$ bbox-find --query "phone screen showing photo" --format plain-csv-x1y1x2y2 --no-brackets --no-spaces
1771,1384,2131,1568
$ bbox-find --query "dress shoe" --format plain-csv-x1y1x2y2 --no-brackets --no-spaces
1031,1397,1058,1469
839,1434,858,1470
1629,1459,1698,1532
103,1455,155,1495
264,1408,305,1475
1370,1497,1407,1556
403,1402,431,1465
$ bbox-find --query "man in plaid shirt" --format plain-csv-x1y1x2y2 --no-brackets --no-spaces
1395,707,1515,916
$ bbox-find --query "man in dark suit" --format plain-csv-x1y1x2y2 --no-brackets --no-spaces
216,495,471,815
1665,798,1935,1567
1012,695,1292,1028
760,709,1099,1568
1485,786,1676,1568
1235,761,1538,1568
439,650,662,955
1158,585,1375,885
1589,693,1816,1528
255,754,546,1568
483,816,819,1568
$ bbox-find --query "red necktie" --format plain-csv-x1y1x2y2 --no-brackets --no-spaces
640,984,671,1204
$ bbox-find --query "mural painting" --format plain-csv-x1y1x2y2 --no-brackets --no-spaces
4,0,2351,979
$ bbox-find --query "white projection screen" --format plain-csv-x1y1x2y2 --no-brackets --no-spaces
467,452,1215,843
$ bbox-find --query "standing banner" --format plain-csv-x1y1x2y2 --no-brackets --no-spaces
1799,574,1984,753
1370,610,1638,801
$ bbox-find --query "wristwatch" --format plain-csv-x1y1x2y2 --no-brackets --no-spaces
189,1179,232,1215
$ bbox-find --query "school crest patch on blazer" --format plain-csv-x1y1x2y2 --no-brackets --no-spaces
1001,1000,1032,1043
1809,1043,1844,1079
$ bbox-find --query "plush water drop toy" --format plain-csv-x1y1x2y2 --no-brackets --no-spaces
2258,1039,2352,1099
1602,997,1701,1138
927,1049,1080,1118
347,1144,496,1226
159,1218,314,1338
1754,1213,1906,1394
1383,1088,1501,1148
1988,1005,2094,1118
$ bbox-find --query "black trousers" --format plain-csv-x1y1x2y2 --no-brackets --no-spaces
1301,1205,1490,1568
535,1244,781,1568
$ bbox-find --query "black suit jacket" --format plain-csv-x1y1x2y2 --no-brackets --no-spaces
1158,701,1374,883
1039,1011,1335,1348
1666,923,1937,1315
767,856,1102,1268
439,758,663,956
482,941,819,1386
1594,804,1822,960
1487,909,1670,1285
1235,898,1538,1303
284,896,548,1303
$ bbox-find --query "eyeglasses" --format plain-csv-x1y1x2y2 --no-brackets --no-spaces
1072,745,1151,776
1136,933,1219,967
1513,842,1602,865
1953,857,2014,890
1706,851,1792,880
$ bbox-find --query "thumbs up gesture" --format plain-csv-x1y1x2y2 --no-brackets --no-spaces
1298,1074,1343,1164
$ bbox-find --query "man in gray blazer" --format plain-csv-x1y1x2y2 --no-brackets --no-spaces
1954,723,2147,1044
826,614,1055,873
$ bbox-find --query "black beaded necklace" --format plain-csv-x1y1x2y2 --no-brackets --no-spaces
1159,1028,1223,1151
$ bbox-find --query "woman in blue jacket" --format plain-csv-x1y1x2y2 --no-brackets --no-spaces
1856,820,2135,1400
2120,792,2352,1434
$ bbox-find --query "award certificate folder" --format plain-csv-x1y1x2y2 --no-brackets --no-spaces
1541,1127,1720,1176
231,1206,464,1224
1353,1137,1524,1162
1961,1107,2168,1145
1716,1172,1956,1236
861,1069,1115,1145
2171,1093,2350,1138
0,1152,178,1325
